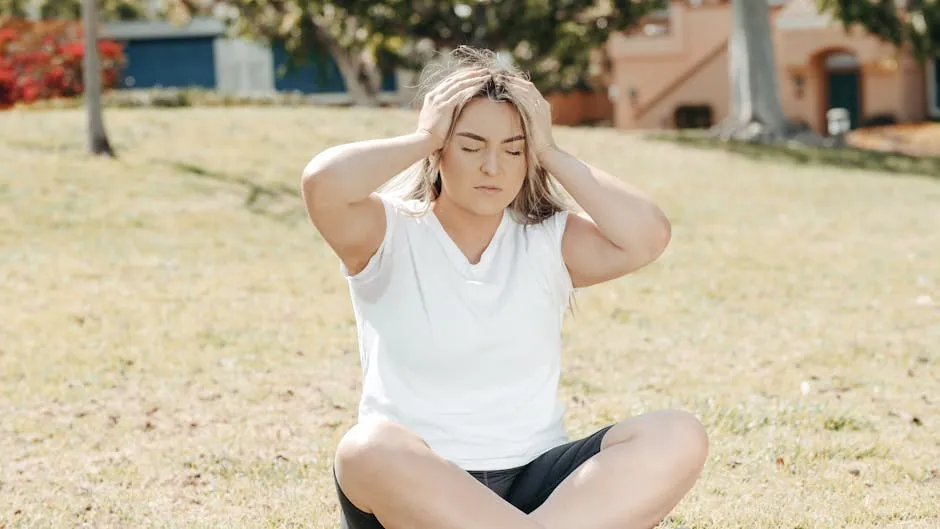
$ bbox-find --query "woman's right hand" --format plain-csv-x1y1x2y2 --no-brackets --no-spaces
416,68,490,151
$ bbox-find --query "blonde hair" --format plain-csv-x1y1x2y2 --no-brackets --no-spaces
379,46,571,224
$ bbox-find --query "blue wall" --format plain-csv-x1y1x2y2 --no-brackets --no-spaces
271,42,397,94
116,36,396,94
120,37,217,89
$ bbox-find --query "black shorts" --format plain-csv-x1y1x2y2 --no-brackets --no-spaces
335,424,614,529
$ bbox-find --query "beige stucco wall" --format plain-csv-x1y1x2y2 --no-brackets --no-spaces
608,4,732,129
775,22,917,132
628,46,731,129
897,53,928,123
607,1,930,133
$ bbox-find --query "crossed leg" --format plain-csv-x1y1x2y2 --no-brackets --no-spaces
333,409,709,529
529,409,709,529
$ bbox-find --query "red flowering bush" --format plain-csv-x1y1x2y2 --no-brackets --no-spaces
0,18,125,109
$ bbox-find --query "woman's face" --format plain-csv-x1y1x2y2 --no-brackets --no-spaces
437,96,528,218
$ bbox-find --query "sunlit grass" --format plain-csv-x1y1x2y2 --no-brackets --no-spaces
1,106,937,528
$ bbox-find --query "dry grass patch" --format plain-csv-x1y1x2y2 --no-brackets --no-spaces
848,121,940,158
1,106,938,528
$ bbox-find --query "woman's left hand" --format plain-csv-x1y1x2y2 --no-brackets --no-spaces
507,77,557,161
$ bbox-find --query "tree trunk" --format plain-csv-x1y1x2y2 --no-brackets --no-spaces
313,24,382,107
82,0,115,157
712,0,790,142
333,48,383,107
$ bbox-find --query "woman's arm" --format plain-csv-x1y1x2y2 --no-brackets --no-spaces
302,132,438,209
301,68,489,275
301,133,436,276
507,77,671,288
539,148,671,288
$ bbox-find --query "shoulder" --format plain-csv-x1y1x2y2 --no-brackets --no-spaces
342,193,432,280
517,209,571,247
513,209,574,303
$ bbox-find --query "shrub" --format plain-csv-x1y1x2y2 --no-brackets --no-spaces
0,18,125,109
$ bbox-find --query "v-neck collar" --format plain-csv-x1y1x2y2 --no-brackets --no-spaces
427,208,511,273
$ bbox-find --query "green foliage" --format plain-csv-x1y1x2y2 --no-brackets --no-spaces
817,0,940,61
0,0,28,18
0,0,147,21
0,0,666,93
366,0,667,91
177,1,667,93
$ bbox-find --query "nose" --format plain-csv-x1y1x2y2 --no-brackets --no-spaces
481,149,500,176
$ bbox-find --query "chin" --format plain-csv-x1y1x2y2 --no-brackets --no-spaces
465,195,514,217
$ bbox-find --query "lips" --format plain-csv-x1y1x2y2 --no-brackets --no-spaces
475,185,502,192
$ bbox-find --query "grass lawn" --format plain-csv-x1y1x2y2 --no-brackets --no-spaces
1,106,938,529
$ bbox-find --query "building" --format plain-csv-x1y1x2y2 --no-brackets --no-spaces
98,15,610,122
100,17,403,103
606,0,938,133
10,0,401,101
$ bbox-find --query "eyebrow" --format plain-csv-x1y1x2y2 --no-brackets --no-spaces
456,132,525,143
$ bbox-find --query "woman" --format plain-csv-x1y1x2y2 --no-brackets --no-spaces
301,46,708,529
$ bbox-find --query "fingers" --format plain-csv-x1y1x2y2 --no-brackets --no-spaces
440,76,487,102
506,75,534,86
505,78,548,112
430,68,486,95
424,69,544,116
436,68,490,101
504,77,537,97
504,76,540,100
446,66,489,84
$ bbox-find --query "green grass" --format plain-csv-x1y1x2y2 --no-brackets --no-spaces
651,129,940,180
1,106,938,528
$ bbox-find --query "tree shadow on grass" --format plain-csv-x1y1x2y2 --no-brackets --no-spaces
162,160,303,223
648,130,940,180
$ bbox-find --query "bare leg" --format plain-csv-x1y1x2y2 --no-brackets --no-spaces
529,410,709,529
334,418,546,529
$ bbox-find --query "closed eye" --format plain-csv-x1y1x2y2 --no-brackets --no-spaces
461,147,522,156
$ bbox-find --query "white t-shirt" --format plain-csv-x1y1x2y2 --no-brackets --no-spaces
342,194,573,471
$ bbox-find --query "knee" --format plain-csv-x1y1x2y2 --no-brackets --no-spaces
334,419,429,481
657,410,709,474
